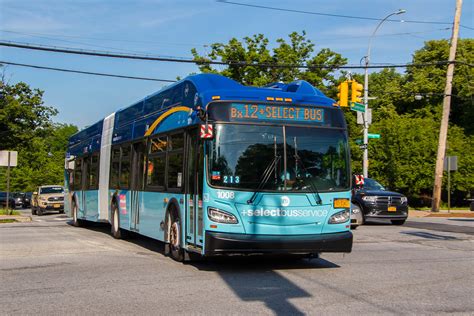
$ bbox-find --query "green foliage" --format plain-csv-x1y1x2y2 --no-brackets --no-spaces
400,39,474,134
0,81,78,192
192,31,347,91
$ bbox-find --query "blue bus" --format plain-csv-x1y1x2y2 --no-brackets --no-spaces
65,74,352,261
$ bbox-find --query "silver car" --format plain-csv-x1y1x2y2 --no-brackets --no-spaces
351,203,364,229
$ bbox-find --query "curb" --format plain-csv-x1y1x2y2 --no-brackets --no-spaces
0,215,32,223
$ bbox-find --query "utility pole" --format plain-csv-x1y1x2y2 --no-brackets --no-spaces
431,0,463,212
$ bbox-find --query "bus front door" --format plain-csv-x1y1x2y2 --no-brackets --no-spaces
185,130,204,249
130,142,145,232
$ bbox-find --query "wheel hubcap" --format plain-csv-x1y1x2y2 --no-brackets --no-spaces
170,222,179,249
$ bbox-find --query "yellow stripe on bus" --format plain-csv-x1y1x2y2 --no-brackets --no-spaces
144,106,192,136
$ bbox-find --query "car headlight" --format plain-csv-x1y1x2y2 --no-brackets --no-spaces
352,206,360,214
328,210,350,224
208,207,238,224
362,196,377,202
401,196,408,204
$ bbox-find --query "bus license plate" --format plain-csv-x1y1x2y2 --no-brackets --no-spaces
54,204,61,208
388,206,396,212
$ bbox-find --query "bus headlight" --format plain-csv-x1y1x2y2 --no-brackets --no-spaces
208,207,238,224
328,210,350,224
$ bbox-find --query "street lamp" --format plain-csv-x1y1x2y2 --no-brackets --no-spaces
362,9,406,178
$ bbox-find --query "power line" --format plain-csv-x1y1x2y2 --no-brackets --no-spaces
0,27,452,47
0,40,456,70
0,29,206,48
217,0,462,26
0,60,176,82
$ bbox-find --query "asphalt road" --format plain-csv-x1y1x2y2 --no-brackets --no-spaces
1,211,473,315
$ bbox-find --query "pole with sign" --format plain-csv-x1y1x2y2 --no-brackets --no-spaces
0,151,18,213
444,156,458,212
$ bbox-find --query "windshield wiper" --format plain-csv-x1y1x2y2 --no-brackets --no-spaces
293,137,322,205
247,155,281,204
248,137,281,204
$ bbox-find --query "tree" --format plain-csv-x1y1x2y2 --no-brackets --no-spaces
400,39,474,134
192,31,347,93
0,80,78,192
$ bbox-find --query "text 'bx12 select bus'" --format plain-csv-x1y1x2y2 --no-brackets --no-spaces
64,74,353,261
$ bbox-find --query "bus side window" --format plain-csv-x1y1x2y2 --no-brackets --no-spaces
89,154,100,190
110,147,121,189
170,83,183,106
167,133,184,191
147,135,166,190
73,158,82,191
182,82,197,107
120,146,131,189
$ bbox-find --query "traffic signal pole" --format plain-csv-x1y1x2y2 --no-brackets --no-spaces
432,0,462,212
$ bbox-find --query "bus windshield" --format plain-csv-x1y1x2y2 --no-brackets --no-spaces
208,124,350,192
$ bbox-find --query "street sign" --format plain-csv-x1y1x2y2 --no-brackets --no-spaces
444,156,458,171
0,151,18,167
355,139,363,145
368,133,380,139
351,102,365,112
359,144,368,150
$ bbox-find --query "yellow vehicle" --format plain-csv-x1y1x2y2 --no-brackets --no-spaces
31,186,65,216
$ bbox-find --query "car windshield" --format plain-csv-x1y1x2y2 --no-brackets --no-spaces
363,178,386,191
40,187,64,194
208,124,350,192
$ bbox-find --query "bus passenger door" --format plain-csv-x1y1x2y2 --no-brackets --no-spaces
185,130,204,248
130,142,145,231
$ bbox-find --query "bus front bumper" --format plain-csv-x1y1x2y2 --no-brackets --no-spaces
205,231,352,255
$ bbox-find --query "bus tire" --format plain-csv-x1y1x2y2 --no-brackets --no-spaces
111,203,123,239
72,202,82,227
168,208,184,262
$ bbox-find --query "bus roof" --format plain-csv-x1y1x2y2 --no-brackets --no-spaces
68,74,337,151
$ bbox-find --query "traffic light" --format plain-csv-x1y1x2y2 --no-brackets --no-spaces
351,81,363,104
337,81,349,107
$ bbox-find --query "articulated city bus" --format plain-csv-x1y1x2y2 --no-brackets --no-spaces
64,74,352,261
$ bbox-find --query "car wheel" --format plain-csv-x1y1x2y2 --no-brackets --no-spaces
31,207,37,215
391,220,406,225
168,210,184,262
351,225,358,230
37,208,43,216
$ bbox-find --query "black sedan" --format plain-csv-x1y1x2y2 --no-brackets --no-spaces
0,192,16,209
352,178,408,225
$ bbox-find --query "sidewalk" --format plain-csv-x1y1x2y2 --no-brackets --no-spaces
0,214,32,223
409,209,474,218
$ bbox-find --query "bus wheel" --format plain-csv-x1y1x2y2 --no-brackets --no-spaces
72,203,82,227
169,213,184,262
111,203,122,239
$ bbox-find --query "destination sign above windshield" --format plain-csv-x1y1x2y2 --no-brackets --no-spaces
221,103,325,123
208,102,346,128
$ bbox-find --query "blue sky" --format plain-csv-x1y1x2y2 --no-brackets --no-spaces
1,0,473,128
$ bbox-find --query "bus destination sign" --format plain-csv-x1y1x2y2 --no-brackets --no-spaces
229,103,324,123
